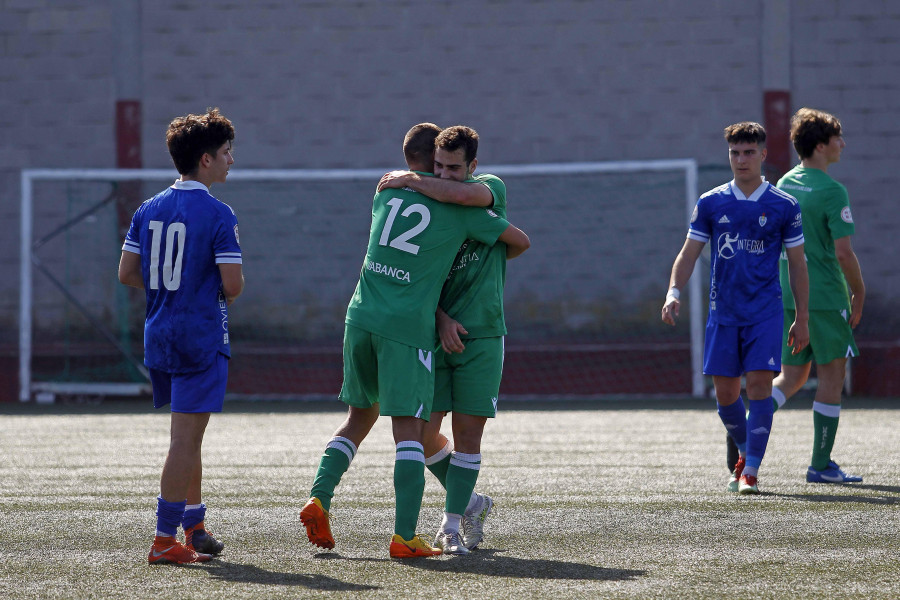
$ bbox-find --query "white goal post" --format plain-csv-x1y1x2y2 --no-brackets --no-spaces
19,161,702,403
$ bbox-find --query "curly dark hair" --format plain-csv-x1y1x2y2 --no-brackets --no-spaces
790,108,842,159
435,125,479,164
166,108,235,175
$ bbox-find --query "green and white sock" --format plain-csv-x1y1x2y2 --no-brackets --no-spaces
394,441,426,540
772,387,787,412
425,439,453,489
445,451,481,516
811,401,841,471
310,436,356,512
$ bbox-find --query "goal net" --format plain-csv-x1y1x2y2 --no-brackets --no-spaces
19,162,704,403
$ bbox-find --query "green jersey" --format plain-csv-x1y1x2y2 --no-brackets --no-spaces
438,174,509,338
777,166,855,310
345,175,511,350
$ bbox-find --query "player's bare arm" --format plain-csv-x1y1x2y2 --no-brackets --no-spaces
834,235,865,328
118,251,144,289
499,224,530,259
784,244,810,354
378,170,494,207
436,307,467,354
662,238,704,326
377,170,413,192
219,263,245,305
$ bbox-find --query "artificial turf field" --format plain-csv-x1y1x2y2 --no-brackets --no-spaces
1,397,898,599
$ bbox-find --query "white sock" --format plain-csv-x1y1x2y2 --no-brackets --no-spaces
772,387,787,409
440,512,462,534
465,492,481,513
813,401,841,418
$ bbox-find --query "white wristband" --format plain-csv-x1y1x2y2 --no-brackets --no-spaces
666,287,680,303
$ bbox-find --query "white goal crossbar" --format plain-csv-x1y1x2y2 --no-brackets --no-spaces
19,160,702,402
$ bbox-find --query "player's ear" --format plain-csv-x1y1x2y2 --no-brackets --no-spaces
760,147,768,162
468,157,478,176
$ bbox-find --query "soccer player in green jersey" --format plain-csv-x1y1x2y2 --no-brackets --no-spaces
774,108,865,482
299,123,530,558
377,126,521,554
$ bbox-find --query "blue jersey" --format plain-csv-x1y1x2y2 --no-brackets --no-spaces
688,180,803,326
122,180,242,373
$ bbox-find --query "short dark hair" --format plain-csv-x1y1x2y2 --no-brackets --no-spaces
435,125,479,164
723,121,767,146
166,108,235,175
790,108,842,159
403,122,442,168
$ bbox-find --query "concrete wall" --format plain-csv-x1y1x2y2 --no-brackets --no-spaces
2,0,898,350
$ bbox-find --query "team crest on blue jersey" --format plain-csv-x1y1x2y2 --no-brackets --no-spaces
758,213,767,227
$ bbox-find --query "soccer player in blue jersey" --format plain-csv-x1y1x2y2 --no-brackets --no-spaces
118,108,243,564
724,108,865,484
662,121,809,494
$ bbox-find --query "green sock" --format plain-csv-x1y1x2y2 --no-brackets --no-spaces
310,437,356,512
425,443,452,488
445,452,480,516
811,401,841,471
394,442,426,540
772,387,787,413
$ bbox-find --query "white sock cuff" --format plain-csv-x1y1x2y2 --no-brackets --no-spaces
396,441,425,463
772,387,787,408
326,436,357,462
450,451,482,470
812,401,841,418
425,440,453,465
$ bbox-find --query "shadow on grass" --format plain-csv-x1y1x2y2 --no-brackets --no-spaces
204,560,378,591
778,483,900,505
404,548,646,581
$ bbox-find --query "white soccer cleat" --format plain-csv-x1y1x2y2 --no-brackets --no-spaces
433,529,469,555
461,493,493,550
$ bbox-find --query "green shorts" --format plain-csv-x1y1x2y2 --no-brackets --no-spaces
338,324,435,419
781,308,859,366
433,336,503,417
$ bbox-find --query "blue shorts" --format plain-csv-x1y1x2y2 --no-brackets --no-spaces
703,312,783,377
149,352,228,413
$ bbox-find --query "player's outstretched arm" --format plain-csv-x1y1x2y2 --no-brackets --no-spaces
118,251,144,289
834,236,865,328
661,239,703,326
499,224,530,259
219,263,244,305
378,171,493,207
785,244,810,354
